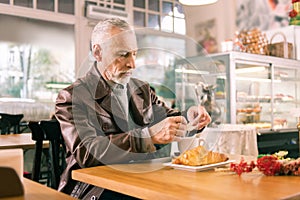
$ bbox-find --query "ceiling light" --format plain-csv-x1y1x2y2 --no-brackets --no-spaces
179,0,218,6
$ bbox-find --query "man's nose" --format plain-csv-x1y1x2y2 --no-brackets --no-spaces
126,53,136,69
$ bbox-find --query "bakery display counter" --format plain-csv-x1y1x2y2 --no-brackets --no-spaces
175,52,300,130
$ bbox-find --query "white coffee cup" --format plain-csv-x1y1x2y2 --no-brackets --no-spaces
177,137,206,153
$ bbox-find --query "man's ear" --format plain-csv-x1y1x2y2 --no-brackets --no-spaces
93,44,102,62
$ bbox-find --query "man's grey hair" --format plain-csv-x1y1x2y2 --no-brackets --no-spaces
91,18,132,48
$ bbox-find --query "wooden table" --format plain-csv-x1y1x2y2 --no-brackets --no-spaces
0,133,48,150
0,178,75,200
72,160,300,200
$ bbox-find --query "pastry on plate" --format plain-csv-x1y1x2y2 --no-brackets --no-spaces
173,146,228,166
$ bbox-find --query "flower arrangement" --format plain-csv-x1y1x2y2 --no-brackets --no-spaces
289,0,300,25
230,151,300,176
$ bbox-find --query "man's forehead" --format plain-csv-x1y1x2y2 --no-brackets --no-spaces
101,29,138,52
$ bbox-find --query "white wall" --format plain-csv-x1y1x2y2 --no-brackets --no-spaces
183,0,236,52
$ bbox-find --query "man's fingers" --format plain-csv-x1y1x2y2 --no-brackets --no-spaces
172,116,188,124
175,129,186,137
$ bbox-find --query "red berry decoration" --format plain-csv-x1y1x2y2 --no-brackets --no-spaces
230,158,256,176
256,156,281,176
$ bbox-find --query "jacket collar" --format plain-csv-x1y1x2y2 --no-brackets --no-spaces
84,62,111,100
84,62,147,125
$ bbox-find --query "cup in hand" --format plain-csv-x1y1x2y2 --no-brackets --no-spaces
177,137,206,153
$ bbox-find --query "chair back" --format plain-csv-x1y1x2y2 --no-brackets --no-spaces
28,119,66,189
39,119,66,189
28,121,46,183
0,113,24,134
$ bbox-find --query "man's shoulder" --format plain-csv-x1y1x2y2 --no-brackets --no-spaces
63,68,101,92
57,77,92,100
62,79,85,91
130,77,149,88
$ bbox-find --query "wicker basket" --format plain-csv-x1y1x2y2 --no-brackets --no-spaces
267,32,293,59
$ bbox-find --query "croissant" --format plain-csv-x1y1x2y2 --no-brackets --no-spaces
173,146,228,166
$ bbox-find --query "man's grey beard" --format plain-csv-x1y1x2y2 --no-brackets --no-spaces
111,76,131,86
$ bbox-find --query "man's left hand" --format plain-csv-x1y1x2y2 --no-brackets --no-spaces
186,105,211,130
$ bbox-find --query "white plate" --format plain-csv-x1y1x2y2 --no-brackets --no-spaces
163,160,235,172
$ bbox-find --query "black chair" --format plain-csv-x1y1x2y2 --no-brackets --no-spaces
0,113,24,134
0,116,10,134
39,119,66,189
28,121,50,185
28,119,66,189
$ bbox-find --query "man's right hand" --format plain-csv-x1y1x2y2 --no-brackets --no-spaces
149,116,187,144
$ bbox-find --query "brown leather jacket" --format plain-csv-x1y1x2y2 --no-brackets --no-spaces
55,63,181,197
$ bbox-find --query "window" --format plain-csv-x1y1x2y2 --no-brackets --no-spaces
149,0,159,12
58,0,74,14
133,0,186,35
0,0,9,4
14,0,33,8
85,0,126,11
134,11,146,27
0,15,75,120
4,0,75,15
148,14,160,29
85,0,185,35
133,0,145,9
37,0,54,11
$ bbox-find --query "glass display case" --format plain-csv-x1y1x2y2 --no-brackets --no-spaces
175,51,300,130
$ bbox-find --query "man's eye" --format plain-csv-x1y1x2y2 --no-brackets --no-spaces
119,52,129,57
117,51,137,58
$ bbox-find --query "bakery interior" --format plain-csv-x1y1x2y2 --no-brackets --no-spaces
0,0,300,199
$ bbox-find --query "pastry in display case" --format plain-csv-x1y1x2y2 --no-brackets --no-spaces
236,102,261,124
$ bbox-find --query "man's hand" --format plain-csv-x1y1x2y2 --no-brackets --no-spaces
187,105,211,131
149,116,187,144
